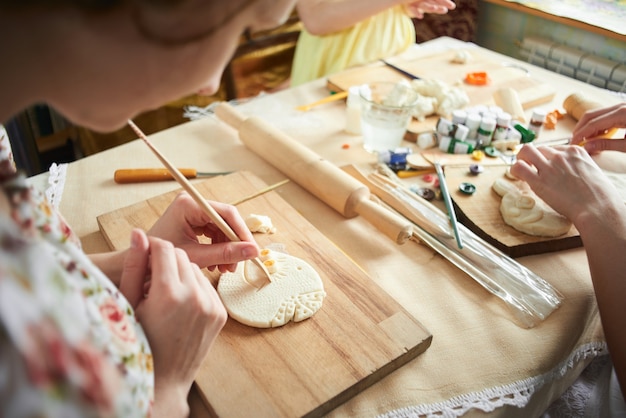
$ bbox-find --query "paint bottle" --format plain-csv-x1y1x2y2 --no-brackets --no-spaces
451,109,467,125
493,112,511,141
417,131,438,149
465,113,482,140
436,118,456,137
453,124,470,142
528,109,547,139
514,122,536,143
476,117,496,148
439,136,474,154
345,85,362,135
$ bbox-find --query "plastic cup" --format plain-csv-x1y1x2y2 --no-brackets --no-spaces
359,82,418,153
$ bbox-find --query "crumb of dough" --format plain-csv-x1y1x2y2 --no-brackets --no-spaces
245,213,276,234
451,50,472,64
218,249,326,328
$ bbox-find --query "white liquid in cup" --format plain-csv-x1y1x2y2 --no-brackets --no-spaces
359,82,417,153
361,116,409,153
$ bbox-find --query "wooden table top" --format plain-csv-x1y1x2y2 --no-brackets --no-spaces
36,37,624,417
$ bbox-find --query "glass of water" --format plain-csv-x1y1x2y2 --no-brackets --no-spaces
359,82,418,153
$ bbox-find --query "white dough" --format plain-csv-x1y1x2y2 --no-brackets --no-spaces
245,213,276,234
218,249,326,328
492,178,572,237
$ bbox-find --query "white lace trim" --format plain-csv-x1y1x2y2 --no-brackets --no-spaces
380,341,608,418
45,163,67,210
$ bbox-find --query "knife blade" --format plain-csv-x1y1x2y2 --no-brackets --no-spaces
381,59,421,80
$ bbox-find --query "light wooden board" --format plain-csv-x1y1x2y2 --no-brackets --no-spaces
443,165,582,257
97,171,432,418
327,49,556,140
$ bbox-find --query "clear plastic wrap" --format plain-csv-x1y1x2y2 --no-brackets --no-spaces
368,170,563,328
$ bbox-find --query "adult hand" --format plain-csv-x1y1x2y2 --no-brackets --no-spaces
510,145,622,227
571,102,626,152
405,0,456,19
119,229,228,417
148,192,259,273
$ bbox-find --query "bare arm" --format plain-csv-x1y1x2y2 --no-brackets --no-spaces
511,145,626,399
296,0,454,35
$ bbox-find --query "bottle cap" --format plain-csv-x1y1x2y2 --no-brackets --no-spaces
465,113,482,129
496,112,512,126
531,109,547,123
480,117,496,130
452,109,467,125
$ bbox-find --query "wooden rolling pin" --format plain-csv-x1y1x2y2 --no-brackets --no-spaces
214,102,413,244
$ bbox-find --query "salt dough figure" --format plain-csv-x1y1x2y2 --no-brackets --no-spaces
492,177,572,237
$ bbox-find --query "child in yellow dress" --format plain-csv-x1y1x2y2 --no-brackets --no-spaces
291,0,456,86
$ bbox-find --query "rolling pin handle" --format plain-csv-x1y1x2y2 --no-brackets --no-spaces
215,102,246,130
354,198,413,245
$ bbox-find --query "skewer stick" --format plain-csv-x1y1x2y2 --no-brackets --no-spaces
128,119,272,284
230,179,290,206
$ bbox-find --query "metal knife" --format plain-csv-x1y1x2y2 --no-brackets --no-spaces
114,168,230,183
381,59,421,80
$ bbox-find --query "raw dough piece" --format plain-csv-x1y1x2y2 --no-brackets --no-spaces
451,50,472,64
245,213,276,234
492,178,571,237
218,249,326,328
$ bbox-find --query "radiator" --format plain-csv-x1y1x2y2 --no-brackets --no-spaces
519,36,626,93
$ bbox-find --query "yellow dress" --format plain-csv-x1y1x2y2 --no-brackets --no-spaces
290,6,416,86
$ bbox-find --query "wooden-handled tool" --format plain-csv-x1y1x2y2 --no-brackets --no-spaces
127,120,273,286
114,168,229,183
295,91,348,112
214,102,413,244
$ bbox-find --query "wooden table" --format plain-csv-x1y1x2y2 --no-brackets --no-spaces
35,37,624,417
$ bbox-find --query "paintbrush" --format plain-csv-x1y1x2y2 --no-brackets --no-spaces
128,119,272,286
434,162,463,250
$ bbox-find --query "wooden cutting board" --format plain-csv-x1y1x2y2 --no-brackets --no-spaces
443,165,582,258
97,171,432,418
327,49,556,140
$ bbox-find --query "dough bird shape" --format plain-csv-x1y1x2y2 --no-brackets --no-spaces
217,249,326,328
492,177,571,237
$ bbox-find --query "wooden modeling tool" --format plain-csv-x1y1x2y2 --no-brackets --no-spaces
127,119,272,286
114,168,230,183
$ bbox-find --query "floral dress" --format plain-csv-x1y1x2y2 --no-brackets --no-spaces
0,127,154,417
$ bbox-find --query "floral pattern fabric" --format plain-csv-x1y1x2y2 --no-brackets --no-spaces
0,126,154,417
